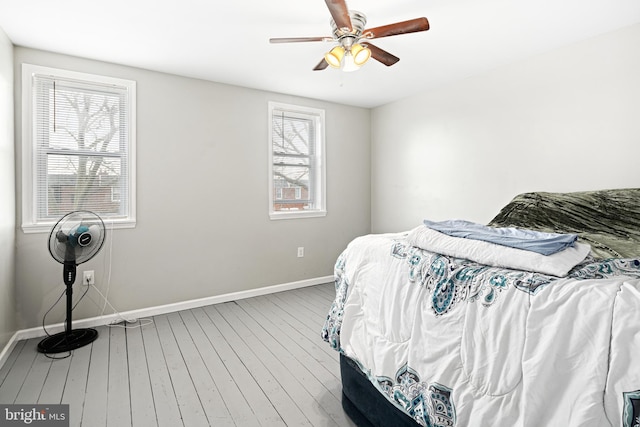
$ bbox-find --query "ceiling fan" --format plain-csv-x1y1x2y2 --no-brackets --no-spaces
269,0,429,72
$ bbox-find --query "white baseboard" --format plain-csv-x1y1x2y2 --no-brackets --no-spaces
0,332,20,371
0,276,333,369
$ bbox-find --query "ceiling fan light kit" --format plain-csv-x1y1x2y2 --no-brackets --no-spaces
325,42,371,72
269,0,429,72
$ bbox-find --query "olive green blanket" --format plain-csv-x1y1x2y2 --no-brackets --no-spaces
489,188,640,259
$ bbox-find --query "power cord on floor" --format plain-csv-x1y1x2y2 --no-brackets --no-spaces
88,220,153,329
85,220,154,329
87,281,154,329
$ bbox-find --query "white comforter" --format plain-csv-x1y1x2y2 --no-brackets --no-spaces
322,230,640,427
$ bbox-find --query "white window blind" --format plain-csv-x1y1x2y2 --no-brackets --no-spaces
268,102,326,220
22,64,136,232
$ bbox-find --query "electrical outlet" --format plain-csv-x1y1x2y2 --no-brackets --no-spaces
83,270,95,286
297,247,304,258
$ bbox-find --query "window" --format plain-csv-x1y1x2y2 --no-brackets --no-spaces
268,102,326,220
22,64,136,232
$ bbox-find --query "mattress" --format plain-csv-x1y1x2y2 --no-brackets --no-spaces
322,188,640,427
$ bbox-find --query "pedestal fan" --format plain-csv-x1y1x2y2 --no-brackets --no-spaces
38,211,106,354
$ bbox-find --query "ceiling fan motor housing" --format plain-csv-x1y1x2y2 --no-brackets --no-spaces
331,10,367,47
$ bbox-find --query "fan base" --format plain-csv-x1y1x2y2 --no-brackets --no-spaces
37,328,98,354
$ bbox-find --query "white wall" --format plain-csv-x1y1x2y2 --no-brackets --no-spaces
0,26,16,349
371,23,640,232
14,48,371,329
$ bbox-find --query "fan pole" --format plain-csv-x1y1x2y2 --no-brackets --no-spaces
64,262,74,334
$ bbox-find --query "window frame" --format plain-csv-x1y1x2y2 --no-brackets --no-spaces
268,102,326,220
21,63,137,233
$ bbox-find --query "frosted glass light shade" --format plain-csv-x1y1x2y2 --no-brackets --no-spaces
342,52,360,72
351,43,371,66
325,46,345,68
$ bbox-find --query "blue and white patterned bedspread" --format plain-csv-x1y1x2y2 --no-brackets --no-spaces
322,231,640,427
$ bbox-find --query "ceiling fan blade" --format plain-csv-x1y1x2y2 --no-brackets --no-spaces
363,17,429,39
365,43,400,66
270,36,332,43
325,0,352,31
313,58,330,71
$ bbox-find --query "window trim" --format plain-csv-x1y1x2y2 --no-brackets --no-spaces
21,63,137,233
268,102,326,220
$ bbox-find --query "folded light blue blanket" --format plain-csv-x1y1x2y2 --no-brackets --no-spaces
422,219,578,255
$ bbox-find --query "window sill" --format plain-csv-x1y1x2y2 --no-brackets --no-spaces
269,210,327,221
21,219,136,234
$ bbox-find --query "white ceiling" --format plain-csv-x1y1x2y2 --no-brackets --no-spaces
1,0,639,108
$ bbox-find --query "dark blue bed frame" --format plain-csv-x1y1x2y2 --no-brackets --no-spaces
340,354,419,426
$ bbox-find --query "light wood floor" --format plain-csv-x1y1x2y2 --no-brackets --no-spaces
0,283,356,427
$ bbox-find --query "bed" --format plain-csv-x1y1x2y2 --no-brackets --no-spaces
322,188,640,427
